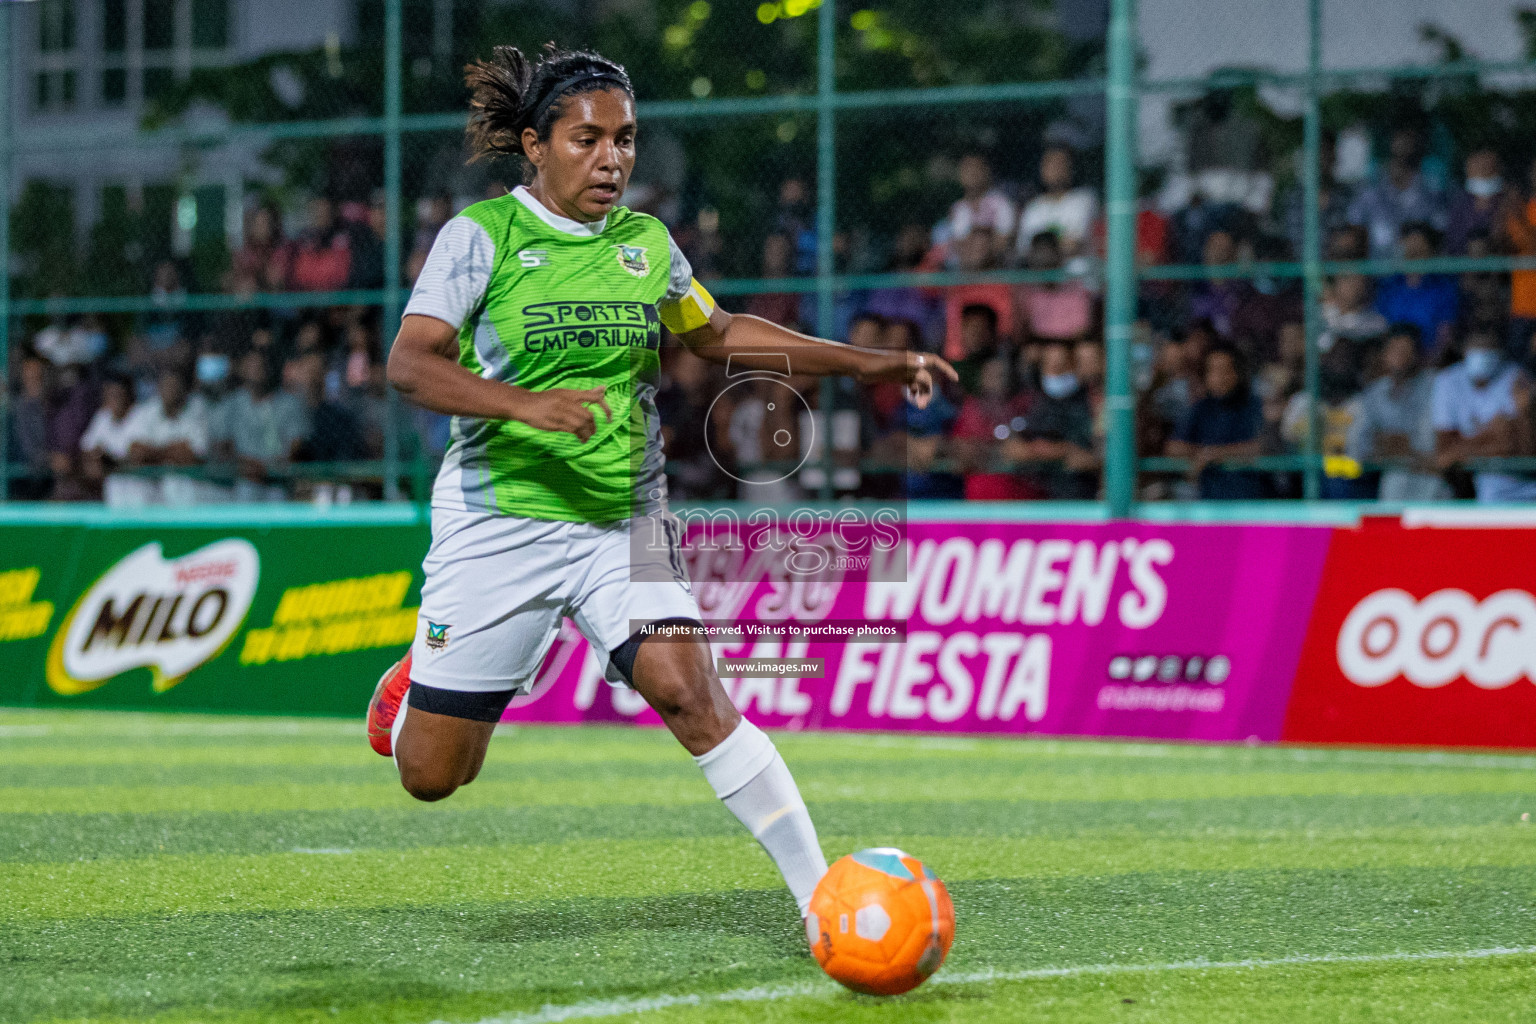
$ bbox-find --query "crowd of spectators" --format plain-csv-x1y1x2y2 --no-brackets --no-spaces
661,128,1536,505
8,302,408,505
9,116,1536,505
4,186,460,505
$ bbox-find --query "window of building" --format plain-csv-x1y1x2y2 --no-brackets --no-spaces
35,70,79,111
191,0,229,50
102,67,128,106
102,0,127,53
143,0,177,51
94,0,232,112
34,1,80,112
143,67,176,104
39,0,77,53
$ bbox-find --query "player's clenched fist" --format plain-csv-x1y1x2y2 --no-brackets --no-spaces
513,385,613,441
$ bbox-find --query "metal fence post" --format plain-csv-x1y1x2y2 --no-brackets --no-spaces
815,0,836,501
1301,0,1324,501
0,2,11,503
1103,0,1138,518
382,0,404,502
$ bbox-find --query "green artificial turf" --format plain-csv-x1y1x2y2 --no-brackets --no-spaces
1,711,1534,1024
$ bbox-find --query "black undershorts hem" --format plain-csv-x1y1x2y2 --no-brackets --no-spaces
407,682,517,723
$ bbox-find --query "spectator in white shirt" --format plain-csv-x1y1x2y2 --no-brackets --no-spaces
112,369,214,507
1017,146,1098,261
1433,330,1536,502
80,375,136,497
213,349,308,502
941,153,1016,262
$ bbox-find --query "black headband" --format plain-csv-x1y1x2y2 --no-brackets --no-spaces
528,70,630,131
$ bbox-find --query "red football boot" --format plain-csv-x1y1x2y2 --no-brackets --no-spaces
367,650,413,757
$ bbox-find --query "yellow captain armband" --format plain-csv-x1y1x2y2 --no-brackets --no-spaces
658,278,717,334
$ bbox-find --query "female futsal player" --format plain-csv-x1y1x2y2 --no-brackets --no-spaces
367,43,956,920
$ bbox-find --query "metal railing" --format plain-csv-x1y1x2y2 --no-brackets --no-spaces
4,0,1536,511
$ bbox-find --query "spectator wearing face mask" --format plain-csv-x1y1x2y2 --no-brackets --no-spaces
1348,326,1450,502
194,345,234,400
335,320,381,402
1433,330,1536,502
1446,149,1514,256
1167,345,1264,500
1014,339,1097,499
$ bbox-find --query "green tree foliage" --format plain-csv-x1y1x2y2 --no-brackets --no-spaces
9,181,79,300
141,0,1090,277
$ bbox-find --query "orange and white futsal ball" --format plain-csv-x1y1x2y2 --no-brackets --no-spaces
807,848,955,995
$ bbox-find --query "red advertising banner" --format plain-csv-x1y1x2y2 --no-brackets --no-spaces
1282,514,1536,748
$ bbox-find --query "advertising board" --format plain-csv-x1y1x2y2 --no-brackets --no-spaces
0,517,427,715
3,509,1533,749
500,522,1332,743
1282,516,1536,748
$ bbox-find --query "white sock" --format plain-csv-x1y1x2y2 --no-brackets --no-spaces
390,691,410,769
695,719,828,916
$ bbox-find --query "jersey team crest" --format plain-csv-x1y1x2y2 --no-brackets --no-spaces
425,622,450,651
615,244,650,277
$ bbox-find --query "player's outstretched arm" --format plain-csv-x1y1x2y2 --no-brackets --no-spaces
675,307,958,410
387,314,612,441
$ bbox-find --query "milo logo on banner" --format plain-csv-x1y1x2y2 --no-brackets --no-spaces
47,540,261,695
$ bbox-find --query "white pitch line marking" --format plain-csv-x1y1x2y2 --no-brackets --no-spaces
290,847,355,855
442,946,1536,1024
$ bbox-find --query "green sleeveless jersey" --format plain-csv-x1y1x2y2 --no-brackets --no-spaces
404,187,715,522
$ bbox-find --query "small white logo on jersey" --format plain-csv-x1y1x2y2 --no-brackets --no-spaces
518,249,549,268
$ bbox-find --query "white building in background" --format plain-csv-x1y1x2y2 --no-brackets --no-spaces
4,0,356,255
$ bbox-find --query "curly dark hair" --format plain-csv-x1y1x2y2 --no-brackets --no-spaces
464,43,633,172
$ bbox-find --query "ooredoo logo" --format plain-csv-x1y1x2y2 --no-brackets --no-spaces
1336,588,1535,690
46,540,260,695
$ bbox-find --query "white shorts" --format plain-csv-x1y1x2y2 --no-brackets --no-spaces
409,508,702,694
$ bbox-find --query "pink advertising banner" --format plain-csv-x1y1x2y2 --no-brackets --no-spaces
503,521,1334,743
